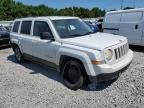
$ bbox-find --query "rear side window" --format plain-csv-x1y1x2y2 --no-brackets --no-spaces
121,12,142,22
20,21,32,35
33,21,52,37
12,21,20,33
105,13,121,22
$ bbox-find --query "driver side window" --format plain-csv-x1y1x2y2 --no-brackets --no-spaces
33,21,53,37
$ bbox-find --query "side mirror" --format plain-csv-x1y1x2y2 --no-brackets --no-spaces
40,32,54,41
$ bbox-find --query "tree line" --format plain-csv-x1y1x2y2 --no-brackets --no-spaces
0,0,106,21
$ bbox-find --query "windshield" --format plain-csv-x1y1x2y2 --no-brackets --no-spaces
52,19,93,38
0,26,8,32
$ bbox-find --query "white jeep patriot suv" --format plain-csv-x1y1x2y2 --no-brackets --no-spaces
10,16,133,90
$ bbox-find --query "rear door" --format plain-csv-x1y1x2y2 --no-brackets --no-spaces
103,13,121,35
19,20,33,55
119,11,143,44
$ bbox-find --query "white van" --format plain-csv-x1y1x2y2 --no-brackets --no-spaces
103,8,144,46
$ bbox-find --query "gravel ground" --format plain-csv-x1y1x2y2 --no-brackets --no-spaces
0,46,144,108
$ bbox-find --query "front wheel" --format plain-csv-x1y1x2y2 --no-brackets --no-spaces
62,60,88,90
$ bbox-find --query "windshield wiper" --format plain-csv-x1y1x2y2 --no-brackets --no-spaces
68,34,83,37
83,32,94,35
61,34,82,38
61,33,92,38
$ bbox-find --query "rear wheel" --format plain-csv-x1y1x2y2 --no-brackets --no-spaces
62,60,88,90
14,46,25,63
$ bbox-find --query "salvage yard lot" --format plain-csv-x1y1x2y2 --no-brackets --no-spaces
0,47,144,108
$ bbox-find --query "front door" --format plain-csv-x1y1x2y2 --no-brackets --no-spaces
31,21,60,64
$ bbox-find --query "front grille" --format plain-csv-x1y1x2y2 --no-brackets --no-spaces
114,43,128,60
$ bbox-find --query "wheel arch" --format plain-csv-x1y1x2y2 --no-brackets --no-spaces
10,43,19,51
57,50,96,76
59,55,84,72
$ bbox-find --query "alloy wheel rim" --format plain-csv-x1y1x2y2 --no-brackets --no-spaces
66,66,81,84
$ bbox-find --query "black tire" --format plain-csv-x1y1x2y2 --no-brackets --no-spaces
14,46,25,63
62,60,88,90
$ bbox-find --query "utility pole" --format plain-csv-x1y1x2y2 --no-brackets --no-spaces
121,0,124,9
73,6,75,16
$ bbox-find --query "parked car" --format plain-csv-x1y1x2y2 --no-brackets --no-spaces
0,26,10,47
97,18,103,32
84,21,99,32
4,26,12,32
103,8,144,46
10,17,133,90
8,22,13,32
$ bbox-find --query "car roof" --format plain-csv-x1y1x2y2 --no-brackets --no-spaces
14,16,78,21
107,8,144,14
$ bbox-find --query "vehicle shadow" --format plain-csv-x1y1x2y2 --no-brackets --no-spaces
84,78,118,91
129,45,144,52
7,54,64,84
7,54,118,91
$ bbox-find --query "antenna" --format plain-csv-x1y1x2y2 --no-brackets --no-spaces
73,6,75,16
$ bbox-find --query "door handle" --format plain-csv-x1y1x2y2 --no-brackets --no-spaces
135,24,138,30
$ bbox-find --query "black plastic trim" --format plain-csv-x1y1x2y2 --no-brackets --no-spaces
89,63,130,83
104,28,119,31
23,53,58,70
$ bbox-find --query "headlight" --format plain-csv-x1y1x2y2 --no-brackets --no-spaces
104,49,113,61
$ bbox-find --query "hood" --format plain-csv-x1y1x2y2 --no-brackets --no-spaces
61,32,127,50
0,31,9,35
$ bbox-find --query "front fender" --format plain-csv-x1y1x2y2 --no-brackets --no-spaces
56,47,97,76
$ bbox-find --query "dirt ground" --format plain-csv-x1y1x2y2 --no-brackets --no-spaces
0,46,144,108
